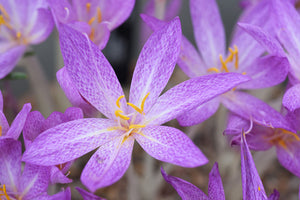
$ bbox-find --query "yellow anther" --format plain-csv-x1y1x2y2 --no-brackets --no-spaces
89,28,95,41
0,15,5,25
280,128,300,141
258,186,261,191
86,3,91,12
234,45,239,69
115,110,130,120
140,92,150,114
97,7,102,23
0,126,2,137
242,72,247,75
88,17,95,25
0,4,10,20
116,95,125,108
127,102,142,114
16,31,21,39
226,48,234,63
207,67,220,73
0,184,10,200
219,55,229,72
129,124,146,129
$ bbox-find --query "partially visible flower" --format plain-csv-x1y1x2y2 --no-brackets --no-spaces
0,139,70,200
22,18,249,192
0,0,54,78
23,107,84,184
48,0,135,49
76,187,105,200
160,134,280,200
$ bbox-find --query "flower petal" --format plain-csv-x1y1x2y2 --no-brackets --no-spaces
135,125,208,167
190,0,225,67
76,187,105,200
161,167,208,200
267,190,280,200
177,97,220,126
58,24,125,119
129,17,181,113
241,133,268,200
208,163,225,200
22,118,122,166
23,111,45,148
81,136,134,192
146,73,250,125
283,84,300,112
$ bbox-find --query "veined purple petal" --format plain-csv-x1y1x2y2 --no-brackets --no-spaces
0,90,3,111
221,91,293,131
92,22,110,50
47,187,71,200
57,67,98,117
241,133,268,200
59,24,125,119
0,139,22,192
23,111,44,148
0,45,26,79
177,97,220,126
22,118,123,166
81,136,134,192
161,167,208,200
237,55,289,89
50,166,72,184
6,103,31,140
129,17,181,114
76,187,105,200
283,84,300,112
47,0,75,24
146,73,249,125
267,190,280,200
190,0,225,67
0,111,9,136
135,125,208,167
208,163,225,200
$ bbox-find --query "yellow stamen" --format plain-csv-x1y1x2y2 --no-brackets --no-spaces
0,126,2,137
115,110,130,120
258,186,261,191
97,7,102,23
1,184,10,200
219,55,229,72
129,124,146,129
234,45,239,69
278,139,287,149
86,3,91,12
207,67,220,73
140,92,150,114
0,4,10,20
16,31,21,39
89,27,95,41
226,48,234,63
242,72,247,75
127,102,142,114
116,95,125,108
88,17,95,25
107,126,127,131
0,15,5,25
279,128,300,141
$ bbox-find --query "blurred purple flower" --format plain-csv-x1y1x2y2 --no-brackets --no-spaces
22,18,249,191
76,187,105,200
0,139,70,200
142,0,289,127
48,0,135,50
0,0,54,78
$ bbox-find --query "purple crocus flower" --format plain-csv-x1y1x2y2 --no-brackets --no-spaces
0,139,70,200
48,0,135,50
22,18,249,191
0,0,54,78
142,0,289,127
160,135,280,200
23,107,84,184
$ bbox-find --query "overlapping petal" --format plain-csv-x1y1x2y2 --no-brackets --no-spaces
208,163,225,200
282,84,300,112
76,187,104,200
135,125,208,167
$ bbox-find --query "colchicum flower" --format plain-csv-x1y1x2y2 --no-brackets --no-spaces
0,0,54,78
22,18,249,191
160,134,280,200
48,0,135,49
142,0,289,127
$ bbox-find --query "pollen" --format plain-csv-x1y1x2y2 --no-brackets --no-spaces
86,3,91,12
16,31,21,39
258,186,261,191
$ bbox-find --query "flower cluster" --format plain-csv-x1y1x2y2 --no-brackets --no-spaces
0,0,299,199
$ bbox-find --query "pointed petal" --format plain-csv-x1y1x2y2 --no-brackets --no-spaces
135,125,208,167
0,111,9,136
6,103,31,140
237,55,289,89
23,111,45,148
283,84,300,112
190,0,225,66
50,166,72,184
161,167,208,200
241,133,268,200
177,97,220,126
59,24,125,119
76,187,105,200
146,73,250,125
208,163,225,200
268,190,280,200
22,118,122,166
81,136,134,192
48,187,71,200
0,45,26,79
129,17,181,113
221,91,293,131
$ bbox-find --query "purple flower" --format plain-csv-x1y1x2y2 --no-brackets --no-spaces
48,0,135,49
0,0,54,78
160,134,280,200
141,0,289,126
0,139,70,200
76,187,105,200
22,18,249,191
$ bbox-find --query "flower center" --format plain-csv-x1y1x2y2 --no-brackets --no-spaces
268,128,300,149
0,184,11,200
207,45,246,75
